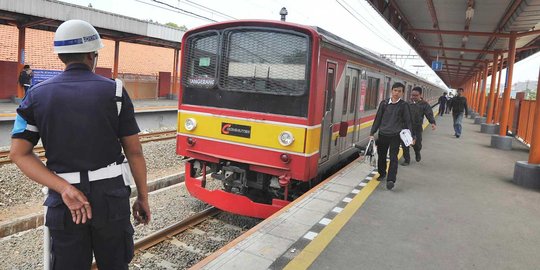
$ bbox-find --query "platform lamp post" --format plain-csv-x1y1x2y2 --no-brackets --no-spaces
491,32,516,150
513,68,540,188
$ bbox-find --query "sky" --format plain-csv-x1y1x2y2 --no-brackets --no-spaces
60,0,540,89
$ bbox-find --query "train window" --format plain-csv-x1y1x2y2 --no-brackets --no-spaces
350,76,358,113
364,77,380,111
183,31,219,88
219,29,310,96
342,75,350,115
325,67,335,112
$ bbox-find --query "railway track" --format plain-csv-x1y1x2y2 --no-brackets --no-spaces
0,130,177,165
91,207,221,269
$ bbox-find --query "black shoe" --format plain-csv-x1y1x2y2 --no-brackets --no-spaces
456,134,460,138
386,180,395,190
401,161,410,166
377,174,386,181
415,153,421,162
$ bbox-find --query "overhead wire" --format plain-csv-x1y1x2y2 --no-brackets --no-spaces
335,0,406,52
135,0,217,22
180,0,237,20
351,0,443,83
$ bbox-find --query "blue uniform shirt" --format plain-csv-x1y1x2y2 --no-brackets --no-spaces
11,63,140,173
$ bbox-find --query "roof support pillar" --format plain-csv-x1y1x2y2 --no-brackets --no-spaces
498,32,517,137
113,40,120,78
528,69,540,164
486,51,499,123
479,61,489,117
172,48,179,98
17,26,26,98
467,78,473,102
512,68,540,189
474,72,482,112
493,54,504,123
469,74,476,110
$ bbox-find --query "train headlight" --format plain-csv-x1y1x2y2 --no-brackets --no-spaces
278,131,294,146
185,118,197,131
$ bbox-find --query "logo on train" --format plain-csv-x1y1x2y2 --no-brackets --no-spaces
221,123,251,138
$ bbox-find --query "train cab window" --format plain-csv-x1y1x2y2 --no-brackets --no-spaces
364,77,380,111
342,75,350,115
183,32,219,88
219,29,310,96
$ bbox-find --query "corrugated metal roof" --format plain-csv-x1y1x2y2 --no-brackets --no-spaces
366,0,540,87
0,0,183,49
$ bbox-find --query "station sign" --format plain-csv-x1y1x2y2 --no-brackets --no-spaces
431,61,443,71
32,69,62,85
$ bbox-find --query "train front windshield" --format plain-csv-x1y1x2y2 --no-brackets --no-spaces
182,27,311,117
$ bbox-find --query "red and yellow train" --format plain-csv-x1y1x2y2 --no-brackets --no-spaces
177,20,444,219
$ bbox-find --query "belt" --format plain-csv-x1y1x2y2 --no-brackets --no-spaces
56,163,122,184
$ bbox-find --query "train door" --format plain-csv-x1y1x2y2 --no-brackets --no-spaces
349,68,360,146
337,72,350,153
319,63,336,163
339,67,360,153
385,76,392,99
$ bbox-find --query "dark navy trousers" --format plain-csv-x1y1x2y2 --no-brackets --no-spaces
44,175,134,270
376,134,401,182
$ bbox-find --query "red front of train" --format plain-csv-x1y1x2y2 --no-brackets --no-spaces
176,20,324,219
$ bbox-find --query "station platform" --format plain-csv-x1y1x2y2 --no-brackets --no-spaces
192,114,540,270
0,98,178,120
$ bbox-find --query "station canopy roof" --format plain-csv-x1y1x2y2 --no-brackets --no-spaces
0,0,183,49
366,0,540,87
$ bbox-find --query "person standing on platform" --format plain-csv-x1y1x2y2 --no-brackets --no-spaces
9,20,150,270
437,92,448,116
450,87,469,138
18,64,34,94
369,82,414,190
401,87,436,166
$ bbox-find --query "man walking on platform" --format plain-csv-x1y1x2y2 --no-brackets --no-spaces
437,92,448,116
9,20,150,270
402,87,436,166
370,82,414,190
450,88,469,138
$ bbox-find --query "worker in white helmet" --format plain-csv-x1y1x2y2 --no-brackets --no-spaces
10,19,150,270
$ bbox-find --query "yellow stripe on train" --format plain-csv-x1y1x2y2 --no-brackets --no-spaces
178,111,321,154
330,120,374,140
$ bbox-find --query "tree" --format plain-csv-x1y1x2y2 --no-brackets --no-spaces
165,22,188,31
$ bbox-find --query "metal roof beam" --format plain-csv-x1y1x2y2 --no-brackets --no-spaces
418,45,495,54
517,29,540,37
406,28,510,38
20,18,54,28
428,56,485,63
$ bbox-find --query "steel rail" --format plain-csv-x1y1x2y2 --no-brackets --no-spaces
91,207,220,269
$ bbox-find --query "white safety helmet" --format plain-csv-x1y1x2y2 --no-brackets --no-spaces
53,19,104,54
